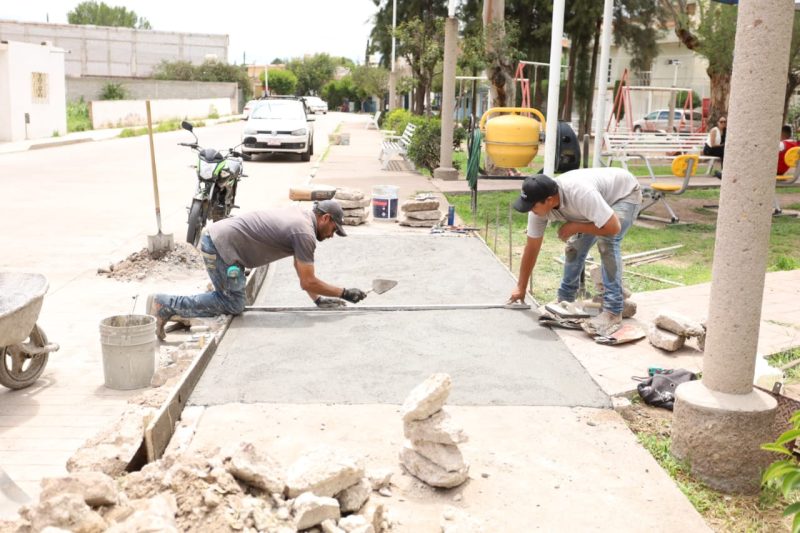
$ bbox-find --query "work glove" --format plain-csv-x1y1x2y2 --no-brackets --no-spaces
314,296,347,309
341,288,367,303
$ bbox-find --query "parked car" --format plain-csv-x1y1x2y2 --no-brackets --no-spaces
241,98,315,161
633,109,703,133
242,99,263,120
304,96,328,114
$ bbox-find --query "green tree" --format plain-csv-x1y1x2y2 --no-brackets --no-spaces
351,65,389,103
784,12,800,122
262,69,298,96
67,1,151,29
395,17,445,115
321,77,358,109
287,54,336,95
152,59,252,101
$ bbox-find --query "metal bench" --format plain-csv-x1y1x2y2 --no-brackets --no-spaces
379,123,416,170
603,132,720,179
367,110,381,130
775,146,800,215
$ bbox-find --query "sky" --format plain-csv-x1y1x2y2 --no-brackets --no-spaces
2,0,382,64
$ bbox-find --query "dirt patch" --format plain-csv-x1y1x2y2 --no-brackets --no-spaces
618,399,792,532
98,243,205,282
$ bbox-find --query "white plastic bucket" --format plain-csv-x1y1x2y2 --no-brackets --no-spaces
100,314,156,390
372,185,399,220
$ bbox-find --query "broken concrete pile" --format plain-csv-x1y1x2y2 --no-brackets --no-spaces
98,242,205,282
2,442,393,533
647,311,706,352
334,188,370,226
398,198,442,228
399,373,469,488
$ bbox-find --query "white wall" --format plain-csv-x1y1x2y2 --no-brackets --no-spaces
89,98,232,129
0,41,66,142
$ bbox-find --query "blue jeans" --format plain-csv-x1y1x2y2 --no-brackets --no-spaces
154,233,246,319
557,201,640,315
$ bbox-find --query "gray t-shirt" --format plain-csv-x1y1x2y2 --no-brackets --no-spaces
207,207,317,267
526,167,642,238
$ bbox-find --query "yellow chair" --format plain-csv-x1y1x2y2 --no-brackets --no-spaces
639,154,700,224
774,146,800,214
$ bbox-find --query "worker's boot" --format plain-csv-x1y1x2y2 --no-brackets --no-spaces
146,294,167,341
584,310,622,337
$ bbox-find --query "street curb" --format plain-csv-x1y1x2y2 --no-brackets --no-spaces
28,138,93,150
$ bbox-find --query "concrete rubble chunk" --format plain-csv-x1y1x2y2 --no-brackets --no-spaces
399,445,468,488
322,518,347,533
222,441,286,493
335,477,371,513
39,471,119,507
405,209,443,221
410,440,466,472
402,373,452,422
67,407,156,477
21,492,108,533
647,324,686,352
358,501,385,533
337,197,372,209
402,199,440,212
105,494,178,533
334,188,365,201
286,447,365,498
404,409,468,445
366,468,393,491
293,492,341,530
339,514,375,533
399,217,440,228
654,311,705,337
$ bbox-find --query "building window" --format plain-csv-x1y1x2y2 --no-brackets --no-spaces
607,58,614,84
31,73,49,104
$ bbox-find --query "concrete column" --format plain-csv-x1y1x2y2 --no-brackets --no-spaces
671,0,793,494
434,16,459,181
388,71,397,111
591,0,613,168
543,0,565,176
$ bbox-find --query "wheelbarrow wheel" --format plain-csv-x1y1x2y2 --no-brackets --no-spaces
0,324,49,390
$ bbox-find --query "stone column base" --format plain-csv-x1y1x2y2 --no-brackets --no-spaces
433,167,459,181
671,380,777,494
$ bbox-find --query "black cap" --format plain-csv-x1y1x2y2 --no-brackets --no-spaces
314,200,347,236
512,175,559,213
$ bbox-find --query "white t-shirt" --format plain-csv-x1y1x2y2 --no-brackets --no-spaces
526,167,642,238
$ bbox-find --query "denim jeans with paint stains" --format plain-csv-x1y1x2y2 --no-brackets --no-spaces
154,233,246,319
557,201,640,316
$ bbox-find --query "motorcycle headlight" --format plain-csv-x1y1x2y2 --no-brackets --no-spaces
291,128,307,136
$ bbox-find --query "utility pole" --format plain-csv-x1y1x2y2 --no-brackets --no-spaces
671,0,794,494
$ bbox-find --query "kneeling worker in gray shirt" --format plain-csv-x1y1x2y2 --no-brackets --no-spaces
509,168,642,336
147,200,366,339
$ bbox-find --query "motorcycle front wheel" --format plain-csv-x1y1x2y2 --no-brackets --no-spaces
0,324,49,390
187,199,207,247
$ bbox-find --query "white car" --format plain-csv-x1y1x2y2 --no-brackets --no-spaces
242,99,315,161
304,96,328,114
242,99,264,120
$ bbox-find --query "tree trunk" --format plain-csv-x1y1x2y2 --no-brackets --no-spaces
562,41,578,122
415,85,426,115
581,21,601,138
708,70,732,124
784,73,800,123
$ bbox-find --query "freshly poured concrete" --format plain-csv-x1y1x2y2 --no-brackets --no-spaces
190,235,608,408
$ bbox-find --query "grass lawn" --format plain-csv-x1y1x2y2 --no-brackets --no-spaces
446,189,800,304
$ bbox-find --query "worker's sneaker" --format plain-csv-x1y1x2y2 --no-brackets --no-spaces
146,294,167,341
585,310,622,337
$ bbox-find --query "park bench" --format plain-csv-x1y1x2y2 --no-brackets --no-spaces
775,146,800,215
379,122,416,170
366,110,381,130
603,131,720,179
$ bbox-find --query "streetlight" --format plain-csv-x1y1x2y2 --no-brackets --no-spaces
388,0,397,111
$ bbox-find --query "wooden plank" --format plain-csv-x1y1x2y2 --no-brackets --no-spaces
144,333,221,462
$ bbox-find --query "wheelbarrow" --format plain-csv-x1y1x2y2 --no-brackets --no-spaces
0,273,59,389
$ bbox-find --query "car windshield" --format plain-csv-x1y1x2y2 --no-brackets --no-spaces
306,97,322,104
251,101,305,120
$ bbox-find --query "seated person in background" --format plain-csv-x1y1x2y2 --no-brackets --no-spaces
703,116,726,178
777,125,798,175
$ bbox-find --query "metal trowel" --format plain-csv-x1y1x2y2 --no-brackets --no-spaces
364,279,398,297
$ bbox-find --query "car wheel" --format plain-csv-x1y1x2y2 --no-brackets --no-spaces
633,126,642,133
310,138,314,156
301,144,311,162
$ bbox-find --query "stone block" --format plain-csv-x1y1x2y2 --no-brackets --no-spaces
339,514,374,533
358,501,384,532
286,447,365,498
399,217,438,228
647,325,686,352
293,492,341,531
40,471,119,507
322,519,346,533
654,311,705,337
401,199,440,212
410,440,465,472
343,217,368,226
21,493,108,533
335,477,371,513
403,409,468,445
401,373,452,422
337,197,372,209
222,441,285,494
334,188,365,201
399,445,468,488
405,209,442,221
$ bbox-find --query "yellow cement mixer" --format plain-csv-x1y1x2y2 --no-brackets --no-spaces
477,107,546,168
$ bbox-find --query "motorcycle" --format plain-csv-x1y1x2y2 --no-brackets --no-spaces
179,121,256,246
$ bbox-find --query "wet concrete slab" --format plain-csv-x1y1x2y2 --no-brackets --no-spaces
190,235,607,408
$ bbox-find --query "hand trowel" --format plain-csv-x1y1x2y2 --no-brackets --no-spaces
364,279,398,297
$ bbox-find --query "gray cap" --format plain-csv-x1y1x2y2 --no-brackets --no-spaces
314,200,347,236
